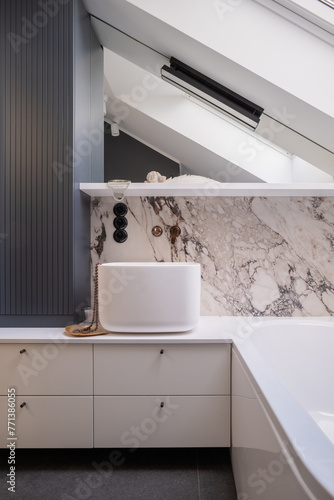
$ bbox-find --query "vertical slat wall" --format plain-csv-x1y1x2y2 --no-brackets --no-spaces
0,0,5,316
0,0,74,324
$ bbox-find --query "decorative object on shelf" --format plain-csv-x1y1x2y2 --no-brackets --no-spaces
83,307,93,324
107,179,131,201
145,171,167,183
64,263,108,336
145,171,220,184
113,202,128,243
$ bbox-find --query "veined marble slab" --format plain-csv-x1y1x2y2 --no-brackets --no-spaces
91,196,334,317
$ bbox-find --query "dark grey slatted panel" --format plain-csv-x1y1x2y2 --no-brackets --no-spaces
57,4,65,315
6,0,17,313
19,0,27,315
46,11,54,316
30,1,38,314
0,0,74,320
0,0,5,314
41,10,48,315
14,0,22,314
63,2,72,317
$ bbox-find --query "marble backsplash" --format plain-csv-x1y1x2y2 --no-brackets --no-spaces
90,196,334,317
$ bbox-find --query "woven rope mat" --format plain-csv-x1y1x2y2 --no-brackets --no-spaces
64,324,109,337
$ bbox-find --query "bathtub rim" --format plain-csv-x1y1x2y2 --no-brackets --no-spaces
233,328,334,500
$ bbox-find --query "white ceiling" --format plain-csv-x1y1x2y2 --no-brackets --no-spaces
83,0,334,183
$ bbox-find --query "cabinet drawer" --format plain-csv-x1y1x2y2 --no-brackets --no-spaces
0,344,93,395
94,344,230,395
0,396,93,448
94,395,230,448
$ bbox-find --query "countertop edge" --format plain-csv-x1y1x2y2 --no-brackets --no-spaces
0,317,232,343
1,316,333,343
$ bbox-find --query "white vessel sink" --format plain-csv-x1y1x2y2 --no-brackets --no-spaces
98,262,201,333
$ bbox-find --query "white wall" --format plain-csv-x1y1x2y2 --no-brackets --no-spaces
127,0,334,116
84,0,334,179
104,49,294,183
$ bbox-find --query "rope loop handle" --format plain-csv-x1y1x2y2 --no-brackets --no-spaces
78,262,101,333
65,262,107,335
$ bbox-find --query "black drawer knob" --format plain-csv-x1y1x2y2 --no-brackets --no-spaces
160,402,165,408
160,349,164,354
20,402,26,408
20,349,26,354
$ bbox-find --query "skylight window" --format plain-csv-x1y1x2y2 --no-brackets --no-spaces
269,0,334,35
318,0,334,9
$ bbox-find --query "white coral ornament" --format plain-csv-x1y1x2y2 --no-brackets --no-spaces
145,171,167,183
145,171,219,184
167,174,219,183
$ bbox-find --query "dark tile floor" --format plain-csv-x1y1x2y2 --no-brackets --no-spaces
0,447,237,500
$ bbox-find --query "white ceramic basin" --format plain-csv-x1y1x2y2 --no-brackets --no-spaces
98,262,201,332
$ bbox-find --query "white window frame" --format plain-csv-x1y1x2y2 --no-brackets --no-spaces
255,0,334,41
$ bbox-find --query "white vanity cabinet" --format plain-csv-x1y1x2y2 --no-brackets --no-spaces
93,343,230,448
0,343,93,448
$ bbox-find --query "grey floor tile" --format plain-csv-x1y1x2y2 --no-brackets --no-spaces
197,448,237,500
0,448,236,500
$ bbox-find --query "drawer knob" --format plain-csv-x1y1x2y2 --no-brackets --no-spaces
20,349,26,354
160,402,165,408
20,402,26,408
160,349,164,354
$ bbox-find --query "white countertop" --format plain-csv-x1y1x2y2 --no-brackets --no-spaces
1,316,333,344
0,316,233,344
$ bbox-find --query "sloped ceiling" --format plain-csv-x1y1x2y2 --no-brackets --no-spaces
83,0,334,183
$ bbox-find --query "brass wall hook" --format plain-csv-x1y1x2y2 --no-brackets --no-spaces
170,225,181,244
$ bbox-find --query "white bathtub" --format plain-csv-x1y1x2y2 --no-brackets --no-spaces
230,319,334,500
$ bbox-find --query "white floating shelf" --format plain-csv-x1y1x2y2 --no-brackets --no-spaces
80,183,334,198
